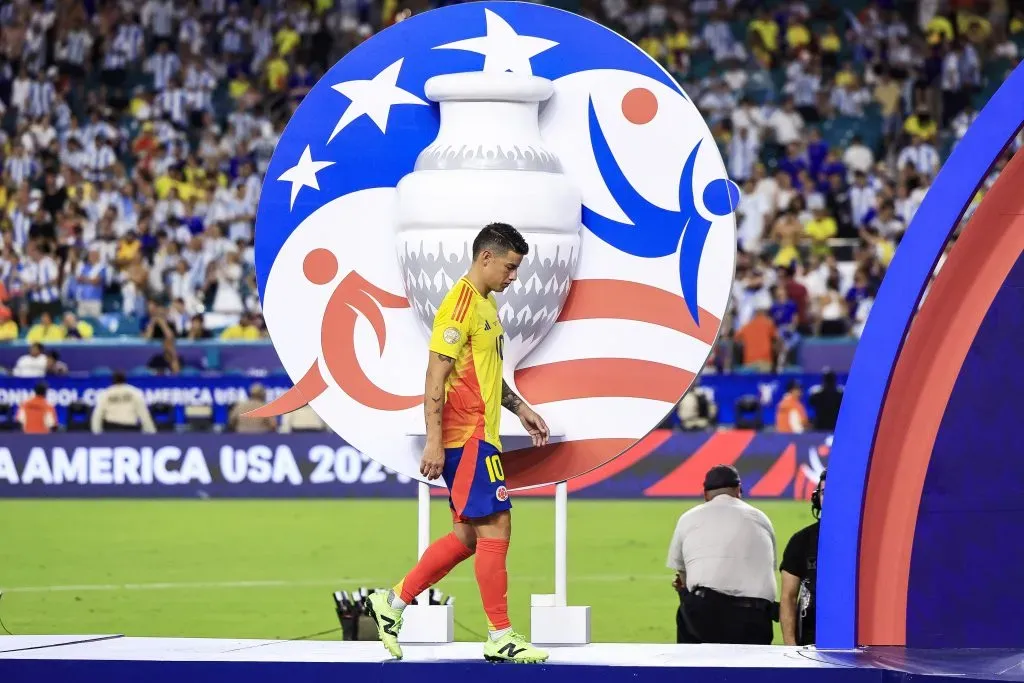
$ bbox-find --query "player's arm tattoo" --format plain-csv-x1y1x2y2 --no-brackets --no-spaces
424,353,455,440
501,379,524,415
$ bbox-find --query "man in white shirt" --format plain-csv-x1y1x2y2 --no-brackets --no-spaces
766,98,804,147
90,371,157,433
13,343,49,378
667,465,778,644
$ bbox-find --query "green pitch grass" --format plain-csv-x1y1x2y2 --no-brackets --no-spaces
0,499,811,644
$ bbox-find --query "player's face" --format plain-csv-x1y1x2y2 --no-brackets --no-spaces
485,249,524,292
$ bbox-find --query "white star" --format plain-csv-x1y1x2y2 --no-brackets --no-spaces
433,9,558,75
328,58,427,143
277,146,334,210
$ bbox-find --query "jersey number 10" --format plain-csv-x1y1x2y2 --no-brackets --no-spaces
484,454,505,483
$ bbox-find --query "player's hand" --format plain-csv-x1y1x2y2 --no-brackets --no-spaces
420,442,445,480
517,405,550,448
672,574,684,592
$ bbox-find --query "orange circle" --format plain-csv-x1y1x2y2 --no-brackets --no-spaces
621,87,658,125
303,248,338,285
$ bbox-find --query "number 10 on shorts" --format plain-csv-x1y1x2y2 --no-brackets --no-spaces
484,454,505,483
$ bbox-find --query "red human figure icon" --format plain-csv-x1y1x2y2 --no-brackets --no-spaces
247,249,423,418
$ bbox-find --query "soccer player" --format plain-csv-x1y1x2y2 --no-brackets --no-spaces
366,223,551,663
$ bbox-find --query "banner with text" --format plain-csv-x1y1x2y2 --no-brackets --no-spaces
0,431,830,499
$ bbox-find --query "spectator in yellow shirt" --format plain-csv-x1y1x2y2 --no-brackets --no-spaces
804,204,838,258
275,23,301,56
786,21,812,54
220,313,266,341
62,312,94,340
26,312,65,343
639,34,666,63
903,110,938,142
773,233,801,269
926,15,955,44
818,24,841,58
0,307,18,341
748,9,779,53
116,231,143,269
266,50,290,93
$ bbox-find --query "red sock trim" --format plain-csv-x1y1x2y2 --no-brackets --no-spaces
399,532,474,604
475,537,511,631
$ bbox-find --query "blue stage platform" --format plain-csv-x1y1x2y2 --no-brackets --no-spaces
2,636,1023,683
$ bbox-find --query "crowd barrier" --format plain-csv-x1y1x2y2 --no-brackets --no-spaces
0,429,829,499
0,371,846,427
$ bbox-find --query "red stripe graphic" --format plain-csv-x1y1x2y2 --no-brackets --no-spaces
513,429,673,496
453,285,472,322
515,358,695,405
749,443,796,497
558,279,721,345
244,360,327,418
644,430,754,496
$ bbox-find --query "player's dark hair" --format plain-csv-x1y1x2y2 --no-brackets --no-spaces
472,222,529,260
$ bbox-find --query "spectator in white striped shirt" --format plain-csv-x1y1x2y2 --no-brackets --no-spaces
218,6,249,57
3,141,41,187
146,41,182,92
897,137,941,178
84,137,117,183
156,78,190,127
143,0,178,44
56,20,93,78
24,72,56,119
21,241,61,323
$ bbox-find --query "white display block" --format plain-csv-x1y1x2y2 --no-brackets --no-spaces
398,604,455,644
530,598,591,645
528,482,591,645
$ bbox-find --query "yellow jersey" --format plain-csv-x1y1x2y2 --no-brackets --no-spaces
429,277,505,451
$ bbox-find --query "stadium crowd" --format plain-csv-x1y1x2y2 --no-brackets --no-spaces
0,0,1021,375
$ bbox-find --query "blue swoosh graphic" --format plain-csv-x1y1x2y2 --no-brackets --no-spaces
582,96,712,323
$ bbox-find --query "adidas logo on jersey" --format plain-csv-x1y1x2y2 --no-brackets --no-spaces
484,320,491,330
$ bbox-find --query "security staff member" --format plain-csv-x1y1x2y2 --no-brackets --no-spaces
666,464,778,644
780,468,825,645
90,371,157,434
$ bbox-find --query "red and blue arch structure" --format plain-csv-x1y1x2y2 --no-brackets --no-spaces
818,62,1024,648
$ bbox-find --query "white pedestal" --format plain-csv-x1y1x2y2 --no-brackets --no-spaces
530,596,591,645
399,604,455,644
404,482,456,644
529,482,591,645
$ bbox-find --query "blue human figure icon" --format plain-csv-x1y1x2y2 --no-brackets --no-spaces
582,96,740,324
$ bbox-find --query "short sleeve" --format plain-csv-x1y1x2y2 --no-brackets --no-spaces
429,286,473,359
666,516,687,571
780,528,807,578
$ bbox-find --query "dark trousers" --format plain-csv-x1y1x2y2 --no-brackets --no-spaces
677,587,774,645
102,421,142,432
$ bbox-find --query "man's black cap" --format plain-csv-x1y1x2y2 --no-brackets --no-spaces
704,464,742,491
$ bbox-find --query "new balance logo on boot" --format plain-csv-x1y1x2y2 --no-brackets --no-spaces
498,643,526,658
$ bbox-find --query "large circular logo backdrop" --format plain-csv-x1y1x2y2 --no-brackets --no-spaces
254,1,739,489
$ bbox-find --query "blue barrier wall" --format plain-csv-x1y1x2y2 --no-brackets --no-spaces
0,431,831,499
0,372,845,428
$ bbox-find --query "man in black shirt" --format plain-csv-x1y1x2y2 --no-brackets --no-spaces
780,469,825,645
808,370,843,431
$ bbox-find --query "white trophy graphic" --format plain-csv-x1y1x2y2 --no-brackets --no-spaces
396,70,582,438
